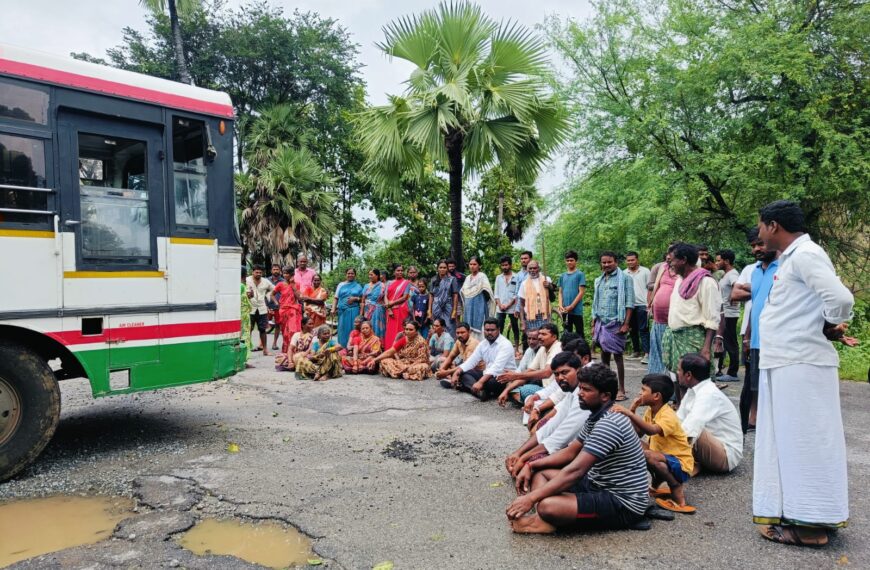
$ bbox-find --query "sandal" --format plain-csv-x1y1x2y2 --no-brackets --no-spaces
649,485,672,498
655,498,696,514
758,525,828,547
615,391,628,402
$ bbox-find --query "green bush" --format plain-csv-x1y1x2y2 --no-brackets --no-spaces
838,298,869,382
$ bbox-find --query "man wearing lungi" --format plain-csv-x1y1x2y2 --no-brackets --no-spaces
753,200,855,547
591,251,634,402
662,243,720,403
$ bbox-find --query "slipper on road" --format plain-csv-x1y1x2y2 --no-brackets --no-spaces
758,525,828,547
655,498,696,514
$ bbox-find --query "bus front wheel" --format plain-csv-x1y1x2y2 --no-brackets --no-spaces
0,342,61,481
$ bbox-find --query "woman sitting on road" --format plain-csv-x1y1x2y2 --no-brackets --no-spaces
342,320,382,374
296,325,343,381
374,320,432,381
277,316,313,372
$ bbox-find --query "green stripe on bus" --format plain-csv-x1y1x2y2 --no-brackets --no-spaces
73,338,244,396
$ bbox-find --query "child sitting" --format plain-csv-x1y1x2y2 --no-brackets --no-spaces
613,373,696,514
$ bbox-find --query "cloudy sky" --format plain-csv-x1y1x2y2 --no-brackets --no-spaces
3,0,593,246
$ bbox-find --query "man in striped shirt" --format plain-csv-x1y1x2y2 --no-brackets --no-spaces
506,364,649,533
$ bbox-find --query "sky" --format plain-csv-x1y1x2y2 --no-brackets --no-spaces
3,0,593,249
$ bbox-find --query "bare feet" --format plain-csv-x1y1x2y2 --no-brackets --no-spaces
509,514,557,534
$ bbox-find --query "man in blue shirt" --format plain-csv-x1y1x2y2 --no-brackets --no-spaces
732,231,778,433
558,250,587,339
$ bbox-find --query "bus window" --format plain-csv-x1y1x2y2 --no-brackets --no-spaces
0,134,48,225
78,133,152,263
0,79,49,125
172,117,208,229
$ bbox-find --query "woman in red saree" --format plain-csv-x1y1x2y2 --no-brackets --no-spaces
341,320,382,374
384,264,412,349
273,267,302,353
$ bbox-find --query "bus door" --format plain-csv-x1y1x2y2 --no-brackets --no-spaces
57,112,166,379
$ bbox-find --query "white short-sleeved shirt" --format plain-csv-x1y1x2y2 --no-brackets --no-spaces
736,264,755,335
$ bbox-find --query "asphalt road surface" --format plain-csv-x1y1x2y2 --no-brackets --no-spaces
2,352,868,569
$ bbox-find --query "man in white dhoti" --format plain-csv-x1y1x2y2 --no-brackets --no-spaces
754,200,855,547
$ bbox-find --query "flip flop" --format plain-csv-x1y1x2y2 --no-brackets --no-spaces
615,392,628,402
655,498,696,514
649,486,672,498
758,525,828,547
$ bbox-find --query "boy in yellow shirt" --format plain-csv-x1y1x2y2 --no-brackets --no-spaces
613,373,696,513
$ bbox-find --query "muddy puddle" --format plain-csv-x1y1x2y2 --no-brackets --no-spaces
0,495,134,566
177,518,314,569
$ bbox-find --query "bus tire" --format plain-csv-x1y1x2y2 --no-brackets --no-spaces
0,341,61,482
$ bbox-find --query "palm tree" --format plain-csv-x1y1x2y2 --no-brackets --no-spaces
237,105,337,264
357,1,568,270
139,0,199,85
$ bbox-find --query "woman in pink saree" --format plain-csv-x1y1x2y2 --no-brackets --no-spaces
384,264,412,349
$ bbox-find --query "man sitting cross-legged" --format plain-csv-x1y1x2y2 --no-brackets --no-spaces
520,337,586,431
497,323,562,411
447,318,517,400
505,364,648,533
505,344,593,478
676,352,743,474
436,322,481,386
612,374,696,514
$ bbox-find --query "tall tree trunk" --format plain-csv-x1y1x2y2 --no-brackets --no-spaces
497,189,504,233
447,131,465,272
168,0,194,85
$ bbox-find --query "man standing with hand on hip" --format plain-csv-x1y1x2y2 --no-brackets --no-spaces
753,200,855,548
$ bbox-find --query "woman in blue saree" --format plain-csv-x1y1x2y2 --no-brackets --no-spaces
430,260,460,336
459,256,495,341
333,268,364,347
361,268,386,342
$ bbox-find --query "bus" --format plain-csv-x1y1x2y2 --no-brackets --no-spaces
0,43,244,481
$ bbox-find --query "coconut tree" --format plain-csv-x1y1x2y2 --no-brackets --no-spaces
139,0,199,85
237,105,337,264
357,1,568,270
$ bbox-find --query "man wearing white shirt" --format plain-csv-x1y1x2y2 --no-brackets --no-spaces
754,200,855,547
505,347,594,478
675,353,743,474
450,318,517,401
245,265,276,356
625,252,651,361
497,323,561,408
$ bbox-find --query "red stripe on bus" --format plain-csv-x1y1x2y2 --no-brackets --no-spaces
47,320,241,346
0,58,235,118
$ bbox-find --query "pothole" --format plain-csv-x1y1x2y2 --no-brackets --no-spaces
177,517,315,569
0,495,134,566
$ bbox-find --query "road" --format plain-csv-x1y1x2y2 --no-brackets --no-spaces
1,352,868,569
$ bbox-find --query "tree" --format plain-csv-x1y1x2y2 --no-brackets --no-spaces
544,0,869,291
75,1,373,258
357,1,568,271
138,0,200,85
237,105,337,264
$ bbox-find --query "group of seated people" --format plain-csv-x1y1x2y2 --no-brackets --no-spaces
275,313,744,533
503,346,744,533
